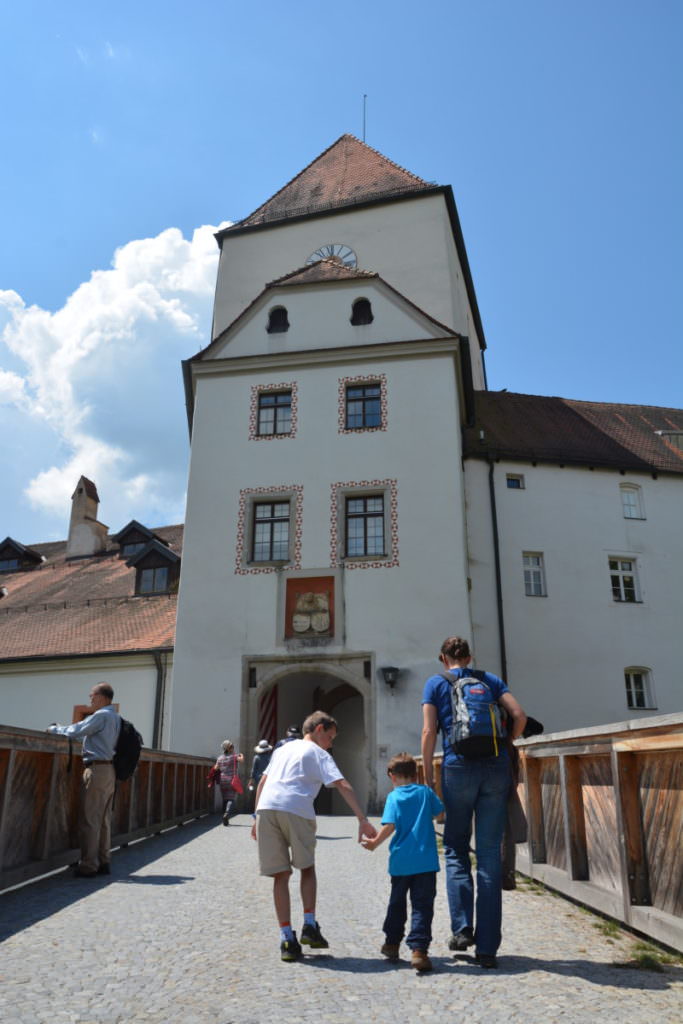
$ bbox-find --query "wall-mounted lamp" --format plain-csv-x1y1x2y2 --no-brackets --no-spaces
381,666,400,688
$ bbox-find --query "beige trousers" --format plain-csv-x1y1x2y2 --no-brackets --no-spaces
80,764,116,872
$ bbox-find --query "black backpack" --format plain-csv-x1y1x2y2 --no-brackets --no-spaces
113,718,143,781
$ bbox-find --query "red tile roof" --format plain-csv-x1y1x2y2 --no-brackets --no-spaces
267,259,377,287
464,392,683,474
0,525,182,661
225,134,433,231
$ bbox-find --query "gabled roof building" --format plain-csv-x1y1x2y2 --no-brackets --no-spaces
170,135,683,807
0,478,181,747
3,139,680,791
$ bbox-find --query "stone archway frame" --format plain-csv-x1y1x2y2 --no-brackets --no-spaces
242,652,376,808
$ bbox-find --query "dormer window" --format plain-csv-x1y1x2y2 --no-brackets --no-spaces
267,306,289,334
0,537,43,572
121,542,146,557
350,298,373,326
139,567,169,594
112,520,169,559
125,538,180,596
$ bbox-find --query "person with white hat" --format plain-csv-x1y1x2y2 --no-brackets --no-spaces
250,739,273,791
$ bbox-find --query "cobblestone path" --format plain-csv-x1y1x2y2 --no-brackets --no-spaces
1,815,681,1023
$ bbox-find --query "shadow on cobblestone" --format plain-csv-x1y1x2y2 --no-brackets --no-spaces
0,814,217,942
448,953,683,989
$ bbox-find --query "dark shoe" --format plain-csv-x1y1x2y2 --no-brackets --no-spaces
300,921,329,948
448,927,474,951
380,942,400,961
475,952,498,968
502,871,517,891
411,949,433,972
73,866,97,878
222,812,230,826
280,933,302,962
96,863,111,875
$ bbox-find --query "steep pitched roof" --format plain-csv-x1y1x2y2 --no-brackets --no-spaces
222,134,433,232
0,524,183,661
463,392,683,474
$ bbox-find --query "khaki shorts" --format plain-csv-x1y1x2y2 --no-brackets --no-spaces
257,809,317,876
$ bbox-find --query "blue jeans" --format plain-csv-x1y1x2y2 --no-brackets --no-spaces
383,871,437,951
441,758,511,955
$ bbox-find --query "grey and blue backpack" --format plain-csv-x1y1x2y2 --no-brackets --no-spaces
441,670,506,758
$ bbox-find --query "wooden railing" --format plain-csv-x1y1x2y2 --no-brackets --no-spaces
516,712,683,952
0,724,215,892
417,712,683,953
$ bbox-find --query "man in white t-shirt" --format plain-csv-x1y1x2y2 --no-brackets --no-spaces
252,709,377,962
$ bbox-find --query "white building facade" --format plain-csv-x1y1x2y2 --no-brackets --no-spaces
172,136,683,807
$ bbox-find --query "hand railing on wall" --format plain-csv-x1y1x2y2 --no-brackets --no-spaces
416,712,683,953
0,724,215,893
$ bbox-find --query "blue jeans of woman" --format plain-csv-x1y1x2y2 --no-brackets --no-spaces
441,757,511,955
383,870,437,951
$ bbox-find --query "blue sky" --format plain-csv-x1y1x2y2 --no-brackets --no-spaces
1,1,681,542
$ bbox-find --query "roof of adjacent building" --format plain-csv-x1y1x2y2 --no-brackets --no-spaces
221,134,434,233
0,525,182,662
464,392,683,474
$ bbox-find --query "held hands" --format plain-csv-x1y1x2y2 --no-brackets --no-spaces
360,834,379,852
358,819,377,844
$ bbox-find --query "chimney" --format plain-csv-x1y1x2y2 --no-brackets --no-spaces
66,477,109,557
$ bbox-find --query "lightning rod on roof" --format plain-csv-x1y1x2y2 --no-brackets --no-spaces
362,94,367,142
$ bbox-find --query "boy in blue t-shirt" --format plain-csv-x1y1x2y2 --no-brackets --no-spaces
362,752,444,972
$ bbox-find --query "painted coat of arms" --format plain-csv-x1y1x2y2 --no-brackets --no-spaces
291,591,331,634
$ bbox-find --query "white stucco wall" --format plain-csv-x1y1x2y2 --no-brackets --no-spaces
172,345,472,785
0,654,172,750
213,194,486,388
464,459,683,731
211,278,450,361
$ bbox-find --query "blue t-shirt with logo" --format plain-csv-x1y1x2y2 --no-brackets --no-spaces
381,783,444,876
422,667,509,767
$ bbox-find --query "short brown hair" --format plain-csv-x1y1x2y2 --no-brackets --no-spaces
93,682,114,701
440,636,470,661
387,753,418,779
302,710,337,735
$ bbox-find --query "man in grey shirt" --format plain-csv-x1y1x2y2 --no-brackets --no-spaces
48,682,121,877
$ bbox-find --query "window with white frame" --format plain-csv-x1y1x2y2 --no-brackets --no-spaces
624,668,656,710
252,501,290,562
523,552,546,596
609,557,640,602
620,484,644,520
345,495,385,557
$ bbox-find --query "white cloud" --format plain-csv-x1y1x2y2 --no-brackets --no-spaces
0,223,228,535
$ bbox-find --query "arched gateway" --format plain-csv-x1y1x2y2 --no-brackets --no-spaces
243,656,374,814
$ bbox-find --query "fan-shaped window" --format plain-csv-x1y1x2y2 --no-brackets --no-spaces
267,306,289,334
350,298,373,326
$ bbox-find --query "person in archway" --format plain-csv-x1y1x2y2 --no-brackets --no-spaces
273,723,302,748
251,709,377,962
421,636,526,968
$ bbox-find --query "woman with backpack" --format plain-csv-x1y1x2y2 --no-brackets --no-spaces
213,740,244,826
421,636,526,969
